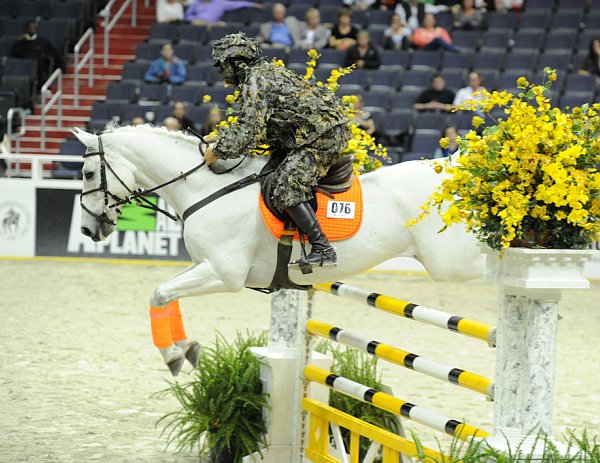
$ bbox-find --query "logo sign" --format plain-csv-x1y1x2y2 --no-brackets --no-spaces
0,201,30,240
326,200,356,220
0,184,35,257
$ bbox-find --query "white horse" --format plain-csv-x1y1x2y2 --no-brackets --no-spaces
72,125,484,374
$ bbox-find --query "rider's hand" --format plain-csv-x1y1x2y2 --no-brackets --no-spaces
203,134,219,144
203,146,219,165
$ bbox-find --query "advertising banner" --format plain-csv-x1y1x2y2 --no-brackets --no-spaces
0,182,36,257
36,188,190,260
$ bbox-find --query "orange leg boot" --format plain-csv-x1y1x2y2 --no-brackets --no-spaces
150,305,185,376
167,300,200,369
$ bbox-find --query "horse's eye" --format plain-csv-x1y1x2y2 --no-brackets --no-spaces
84,171,94,180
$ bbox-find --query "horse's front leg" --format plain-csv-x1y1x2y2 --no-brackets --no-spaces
148,261,246,376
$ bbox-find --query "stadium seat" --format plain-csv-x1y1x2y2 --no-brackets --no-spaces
564,74,597,94
174,42,197,64
58,138,85,170
319,48,345,67
370,68,401,91
449,111,475,131
382,109,413,140
560,93,595,109
318,5,339,24
341,68,370,88
512,30,545,51
380,50,410,69
525,0,553,8
518,11,549,30
486,11,518,31
261,46,288,63
410,50,442,70
440,50,472,71
139,83,168,104
202,86,232,105
149,23,179,42
549,11,583,31
451,30,480,52
556,0,587,8
504,50,538,73
442,69,467,91
391,89,421,110
136,42,162,61
122,62,148,82
19,0,53,19
536,52,571,73
414,111,448,130
121,104,157,124
368,10,393,26
187,64,214,84
3,58,37,77
222,7,251,25
407,129,440,160
473,49,506,70
497,70,528,90
481,30,512,51
179,25,208,44
478,70,499,90
209,24,247,42
106,81,139,103
401,68,434,91
90,101,123,122
170,85,202,105
362,88,392,110
287,4,310,20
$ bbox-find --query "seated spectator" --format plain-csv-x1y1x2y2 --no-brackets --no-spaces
343,0,376,11
298,8,331,50
144,43,187,85
452,0,485,31
328,8,359,51
343,31,381,69
577,38,600,79
374,0,401,10
382,13,411,51
434,125,459,158
453,71,485,107
200,107,224,136
172,101,197,132
395,0,448,31
258,3,301,48
492,0,523,12
413,73,455,111
156,0,184,23
10,20,65,87
185,0,261,25
411,13,458,52
131,116,146,126
353,95,376,136
164,117,182,131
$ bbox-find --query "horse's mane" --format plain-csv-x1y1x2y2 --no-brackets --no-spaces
102,122,202,148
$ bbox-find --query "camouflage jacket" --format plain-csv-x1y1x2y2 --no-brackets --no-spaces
213,60,350,160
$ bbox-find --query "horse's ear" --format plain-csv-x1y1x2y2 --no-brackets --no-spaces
71,127,98,150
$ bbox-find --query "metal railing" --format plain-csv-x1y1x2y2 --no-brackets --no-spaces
40,69,63,151
102,0,137,66
0,153,83,182
73,28,95,106
6,107,28,155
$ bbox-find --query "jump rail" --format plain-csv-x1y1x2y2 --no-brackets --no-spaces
304,365,490,441
307,319,494,399
314,282,496,346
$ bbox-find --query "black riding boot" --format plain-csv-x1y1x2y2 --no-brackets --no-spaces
286,202,337,267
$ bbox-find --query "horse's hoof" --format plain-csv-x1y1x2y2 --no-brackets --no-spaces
167,356,185,377
184,341,201,369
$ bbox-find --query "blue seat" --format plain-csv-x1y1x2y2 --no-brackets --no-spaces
451,30,480,52
536,52,571,73
504,50,538,72
481,30,512,50
203,86,232,105
122,62,148,81
414,112,448,130
149,23,179,42
564,74,597,94
473,49,506,70
449,111,475,131
139,84,168,104
560,93,595,109
319,49,345,66
4,58,37,77
512,30,545,51
544,31,577,52
90,101,123,121
362,89,392,110
187,64,214,84
407,129,440,159
106,82,138,103
174,43,197,64
368,10,393,26
410,50,442,70
136,42,162,61
382,109,413,139
440,50,472,71
261,46,288,63
441,69,467,91
319,5,339,24
341,68,370,88
380,50,410,69
178,25,208,44
556,0,586,7
19,0,52,19
549,11,583,31
486,11,518,31
371,68,401,90
170,85,202,104
578,28,600,52
59,139,85,170
391,89,421,110
478,70,499,90
208,24,246,41
222,7,251,25
287,4,310,20
518,11,549,30
401,69,434,91
121,104,157,124
497,70,529,90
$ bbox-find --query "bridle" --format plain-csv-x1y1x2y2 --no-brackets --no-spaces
80,135,206,226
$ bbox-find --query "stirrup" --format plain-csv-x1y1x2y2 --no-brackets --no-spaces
289,247,337,270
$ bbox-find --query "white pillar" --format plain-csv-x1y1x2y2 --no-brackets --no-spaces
483,247,595,459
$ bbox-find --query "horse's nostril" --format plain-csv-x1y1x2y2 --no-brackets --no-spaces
81,226,92,237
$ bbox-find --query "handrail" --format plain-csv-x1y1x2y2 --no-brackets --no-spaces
0,153,83,182
6,107,28,154
40,69,63,151
102,0,137,66
73,28,95,106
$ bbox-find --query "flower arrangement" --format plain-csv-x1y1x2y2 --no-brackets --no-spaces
203,49,387,175
409,68,600,251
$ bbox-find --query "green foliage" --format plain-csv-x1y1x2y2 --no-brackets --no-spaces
154,331,269,463
314,341,402,460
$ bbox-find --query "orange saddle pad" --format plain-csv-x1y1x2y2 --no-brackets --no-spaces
259,176,363,241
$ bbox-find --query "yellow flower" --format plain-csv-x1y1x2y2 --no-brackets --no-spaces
434,164,443,174
439,137,450,149
272,59,285,67
517,76,528,88
225,94,236,104
472,116,484,128
202,95,211,103
307,49,319,60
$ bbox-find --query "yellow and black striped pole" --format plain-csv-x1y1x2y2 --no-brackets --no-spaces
304,365,490,441
314,281,496,346
307,319,494,399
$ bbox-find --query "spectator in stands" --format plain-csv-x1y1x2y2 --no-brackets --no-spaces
452,0,485,31
577,38,600,80
298,8,331,51
492,0,523,12
413,73,455,112
200,107,224,136
343,0,376,11
156,0,185,23
185,0,262,25
453,71,485,107
382,13,411,51
411,13,458,52
434,125,459,158
131,116,146,126
343,31,381,69
164,117,182,131
172,101,197,132
144,43,187,85
10,20,65,87
353,95,376,136
374,0,401,10
395,0,448,31
328,8,358,51
258,3,301,48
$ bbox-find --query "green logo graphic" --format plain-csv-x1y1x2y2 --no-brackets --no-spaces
116,199,157,231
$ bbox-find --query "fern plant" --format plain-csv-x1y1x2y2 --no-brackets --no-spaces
155,331,269,463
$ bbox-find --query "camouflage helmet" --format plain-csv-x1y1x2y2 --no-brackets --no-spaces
211,32,262,66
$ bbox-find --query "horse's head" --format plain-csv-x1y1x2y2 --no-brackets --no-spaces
72,128,137,241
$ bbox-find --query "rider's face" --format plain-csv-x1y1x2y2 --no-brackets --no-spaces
217,60,239,87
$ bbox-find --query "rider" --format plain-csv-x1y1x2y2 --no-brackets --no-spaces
202,33,351,267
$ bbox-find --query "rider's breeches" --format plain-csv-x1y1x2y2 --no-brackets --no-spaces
270,124,351,212
149,300,187,348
